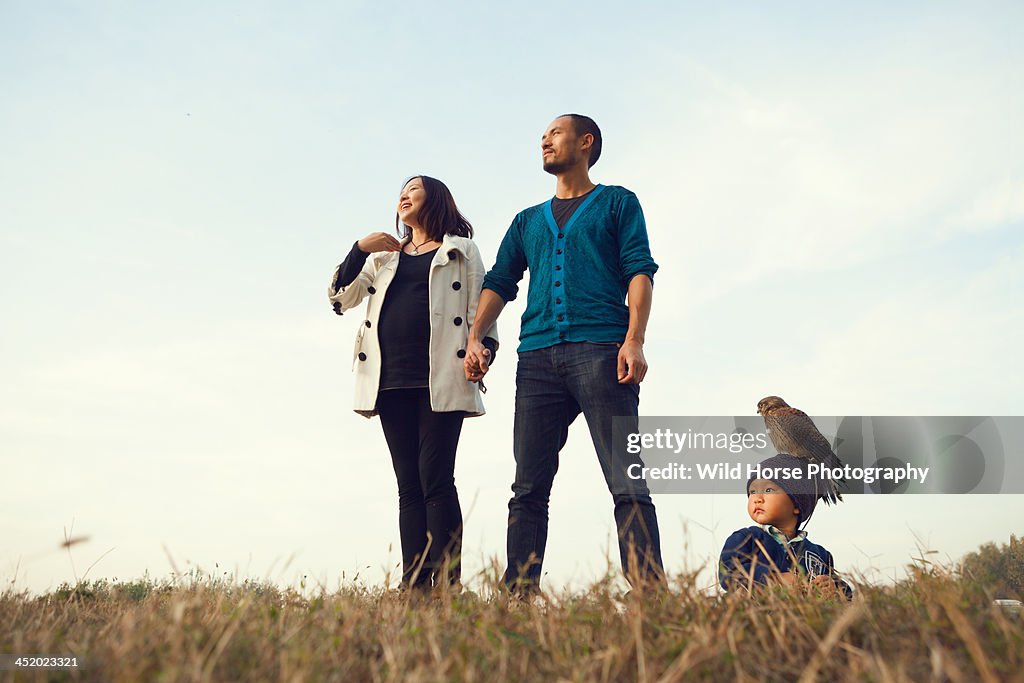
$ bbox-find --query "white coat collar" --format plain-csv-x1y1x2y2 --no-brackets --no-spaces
394,233,470,265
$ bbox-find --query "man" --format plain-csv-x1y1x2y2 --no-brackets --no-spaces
465,114,664,594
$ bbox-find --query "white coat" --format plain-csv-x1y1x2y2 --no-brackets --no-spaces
327,234,499,418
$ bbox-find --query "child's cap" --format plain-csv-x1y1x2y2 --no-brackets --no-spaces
746,453,827,528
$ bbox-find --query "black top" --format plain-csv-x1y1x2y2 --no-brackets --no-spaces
377,247,438,389
550,187,595,229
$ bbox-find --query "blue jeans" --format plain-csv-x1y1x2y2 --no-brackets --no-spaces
504,341,664,591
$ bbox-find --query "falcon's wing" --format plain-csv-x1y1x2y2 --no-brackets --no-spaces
765,409,845,504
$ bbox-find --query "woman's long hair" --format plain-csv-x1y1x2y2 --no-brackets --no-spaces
395,175,474,242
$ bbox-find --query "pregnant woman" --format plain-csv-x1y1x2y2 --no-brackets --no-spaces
328,176,498,592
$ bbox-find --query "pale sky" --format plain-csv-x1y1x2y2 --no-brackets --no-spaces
2,1,1022,594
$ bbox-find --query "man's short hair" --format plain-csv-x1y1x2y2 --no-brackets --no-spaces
561,113,602,168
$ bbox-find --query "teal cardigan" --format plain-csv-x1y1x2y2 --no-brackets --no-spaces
482,184,659,352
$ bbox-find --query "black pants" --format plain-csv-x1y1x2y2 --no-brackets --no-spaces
376,388,465,588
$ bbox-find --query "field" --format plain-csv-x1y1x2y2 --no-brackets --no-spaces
2,560,1022,683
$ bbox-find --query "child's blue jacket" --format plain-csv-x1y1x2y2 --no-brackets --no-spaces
719,525,853,599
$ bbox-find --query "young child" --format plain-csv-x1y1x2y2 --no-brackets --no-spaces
719,453,853,598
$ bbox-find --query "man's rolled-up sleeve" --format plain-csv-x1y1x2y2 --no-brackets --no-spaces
617,192,658,288
481,215,528,303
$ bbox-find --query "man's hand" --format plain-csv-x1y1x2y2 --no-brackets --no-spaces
617,339,648,384
620,274,652,384
464,337,491,381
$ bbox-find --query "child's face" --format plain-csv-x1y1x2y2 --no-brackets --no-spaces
747,478,799,530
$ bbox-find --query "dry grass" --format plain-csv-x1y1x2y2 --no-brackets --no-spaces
2,563,1022,683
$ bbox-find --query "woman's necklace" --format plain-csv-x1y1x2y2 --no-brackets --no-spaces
409,236,436,255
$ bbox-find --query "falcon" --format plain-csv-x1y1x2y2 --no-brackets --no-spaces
756,395,844,504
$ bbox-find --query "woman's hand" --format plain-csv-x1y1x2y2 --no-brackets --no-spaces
357,232,401,253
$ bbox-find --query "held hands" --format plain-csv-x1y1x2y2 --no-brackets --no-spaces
357,232,401,253
617,339,648,384
464,337,491,382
